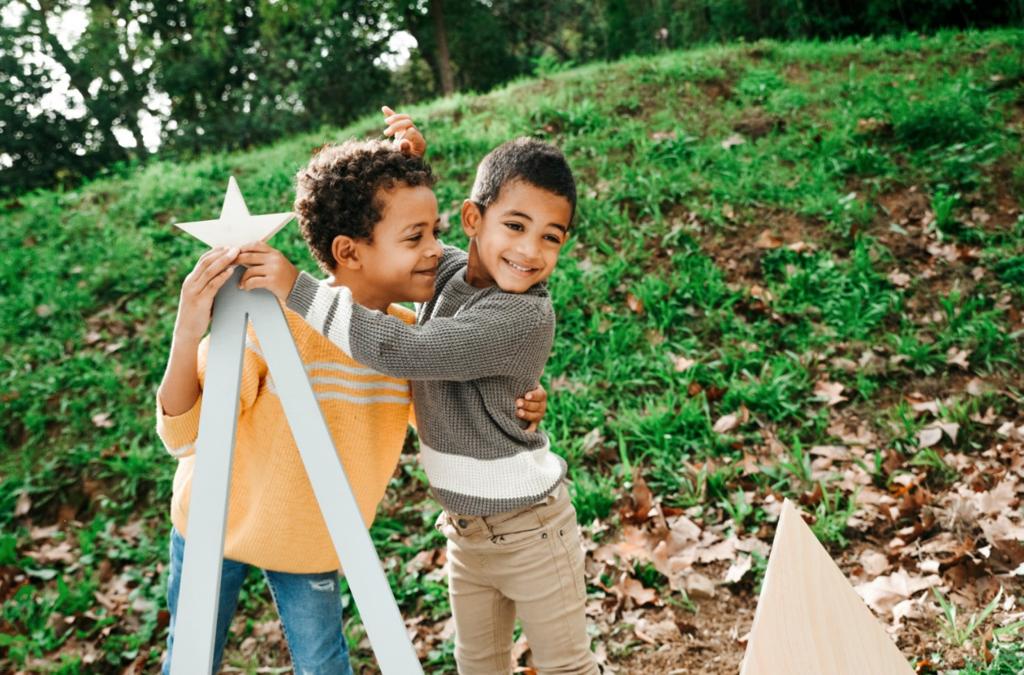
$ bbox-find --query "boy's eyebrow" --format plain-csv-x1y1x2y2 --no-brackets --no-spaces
504,209,568,234
503,209,534,221
402,219,439,233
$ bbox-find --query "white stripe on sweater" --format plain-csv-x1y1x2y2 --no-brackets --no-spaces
305,362,381,376
309,376,407,392
167,443,194,458
264,377,409,404
316,391,410,405
310,283,353,354
418,441,564,500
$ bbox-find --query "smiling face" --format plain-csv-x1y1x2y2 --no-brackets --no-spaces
461,180,572,293
332,184,442,309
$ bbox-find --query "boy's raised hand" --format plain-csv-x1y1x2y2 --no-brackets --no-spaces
516,384,548,432
175,247,239,341
235,242,299,302
382,105,426,158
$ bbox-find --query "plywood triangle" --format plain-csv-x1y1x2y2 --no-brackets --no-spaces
740,499,914,675
169,178,421,674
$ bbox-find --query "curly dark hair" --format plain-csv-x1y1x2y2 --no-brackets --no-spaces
294,139,435,272
470,137,576,221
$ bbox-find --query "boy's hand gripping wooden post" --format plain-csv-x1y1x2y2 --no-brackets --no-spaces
169,178,422,675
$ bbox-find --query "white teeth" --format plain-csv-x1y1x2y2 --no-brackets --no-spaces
505,259,533,273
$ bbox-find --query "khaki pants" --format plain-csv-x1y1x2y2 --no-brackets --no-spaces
435,483,599,675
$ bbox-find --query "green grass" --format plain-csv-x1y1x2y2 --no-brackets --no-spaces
3,27,1024,672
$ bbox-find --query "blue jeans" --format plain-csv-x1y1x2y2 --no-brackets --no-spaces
162,528,353,674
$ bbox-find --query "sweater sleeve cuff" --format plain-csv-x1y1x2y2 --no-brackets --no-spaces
156,394,202,458
286,271,321,318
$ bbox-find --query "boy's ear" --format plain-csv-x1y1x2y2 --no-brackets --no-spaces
461,199,482,238
331,235,362,270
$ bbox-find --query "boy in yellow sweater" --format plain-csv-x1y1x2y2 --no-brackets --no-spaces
155,118,547,673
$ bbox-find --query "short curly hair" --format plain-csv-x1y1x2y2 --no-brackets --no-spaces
294,139,435,272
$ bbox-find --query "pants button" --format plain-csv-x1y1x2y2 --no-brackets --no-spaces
457,518,469,528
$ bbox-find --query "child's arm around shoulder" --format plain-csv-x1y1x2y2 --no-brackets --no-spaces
287,275,551,381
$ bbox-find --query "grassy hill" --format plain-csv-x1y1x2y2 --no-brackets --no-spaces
3,28,1024,673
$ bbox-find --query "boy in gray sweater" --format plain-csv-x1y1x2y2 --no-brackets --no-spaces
255,135,597,674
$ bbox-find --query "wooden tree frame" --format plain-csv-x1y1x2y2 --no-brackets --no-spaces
169,178,422,674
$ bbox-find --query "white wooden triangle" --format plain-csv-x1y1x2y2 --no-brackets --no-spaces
740,499,914,675
169,178,422,674
174,176,293,248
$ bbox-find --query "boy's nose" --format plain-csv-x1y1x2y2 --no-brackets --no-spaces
514,241,540,261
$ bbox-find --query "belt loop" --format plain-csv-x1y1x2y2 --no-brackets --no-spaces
480,514,497,538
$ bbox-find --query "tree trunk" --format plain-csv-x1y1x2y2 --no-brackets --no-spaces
430,0,455,95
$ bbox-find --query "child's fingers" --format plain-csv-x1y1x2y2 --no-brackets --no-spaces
195,247,238,288
239,241,271,253
196,247,223,265
189,247,225,276
525,421,539,432
238,266,262,287
384,113,412,125
384,120,416,136
517,398,544,414
518,409,543,424
203,265,238,296
239,271,275,292
381,105,396,117
234,251,269,266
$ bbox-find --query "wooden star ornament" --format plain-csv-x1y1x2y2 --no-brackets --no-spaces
175,176,294,248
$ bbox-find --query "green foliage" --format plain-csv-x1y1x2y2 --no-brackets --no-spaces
1,0,394,197
956,641,1024,674
933,587,1004,648
892,82,995,149
810,484,857,548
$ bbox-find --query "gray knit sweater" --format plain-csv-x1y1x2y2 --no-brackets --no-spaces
286,245,566,515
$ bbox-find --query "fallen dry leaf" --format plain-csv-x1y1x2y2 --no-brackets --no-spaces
814,380,847,406
713,406,750,433
613,574,659,607
918,422,959,448
918,426,943,448
946,347,971,370
854,568,942,617
625,292,644,315
754,229,783,249
887,270,911,287
634,617,683,644
15,491,31,517
671,354,696,372
581,428,604,453
724,554,753,584
92,412,114,429
859,549,891,577
721,133,745,149
683,571,716,599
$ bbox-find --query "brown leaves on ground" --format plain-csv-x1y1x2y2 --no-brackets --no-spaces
8,407,1024,674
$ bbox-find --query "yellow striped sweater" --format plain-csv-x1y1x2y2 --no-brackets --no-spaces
155,303,414,574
